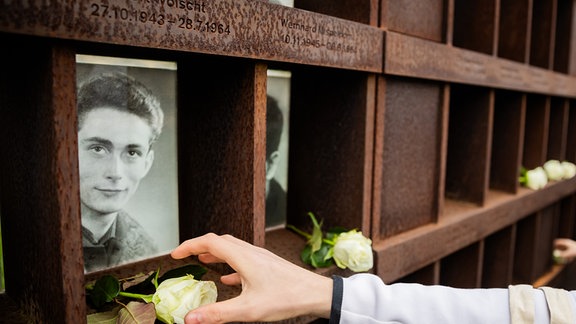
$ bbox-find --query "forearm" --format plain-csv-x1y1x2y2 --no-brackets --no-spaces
302,273,333,319
330,274,570,324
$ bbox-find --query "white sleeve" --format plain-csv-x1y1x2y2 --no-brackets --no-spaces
329,273,572,324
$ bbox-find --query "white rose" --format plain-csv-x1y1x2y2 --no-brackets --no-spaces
333,230,373,272
561,161,576,179
553,249,567,265
525,167,548,190
543,160,564,181
152,275,217,324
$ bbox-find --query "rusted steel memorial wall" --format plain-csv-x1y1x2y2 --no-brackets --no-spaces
2,0,576,323
0,0,383,72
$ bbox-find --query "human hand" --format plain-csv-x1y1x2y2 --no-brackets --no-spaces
171,233,333,324
553,238,576,264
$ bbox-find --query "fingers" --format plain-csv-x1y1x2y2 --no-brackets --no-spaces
171,233,243,264
184,302,226,324
553,238,576,264
198,253,224,264
174,232,334,323
184,297,257,324
554,238,572,248
171,233,266,274
220,273,241,286
171,233,219,259
554,238,576,254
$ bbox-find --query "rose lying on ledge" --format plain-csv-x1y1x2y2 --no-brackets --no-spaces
154,275,217,324
287,212,373,272
332,230,374,272
86,264,217,324
519,166,548,190
520,160,576,190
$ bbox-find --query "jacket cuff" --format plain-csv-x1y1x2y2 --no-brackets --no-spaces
329,275,343,324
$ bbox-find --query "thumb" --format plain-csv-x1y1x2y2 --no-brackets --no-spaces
184,298,246,324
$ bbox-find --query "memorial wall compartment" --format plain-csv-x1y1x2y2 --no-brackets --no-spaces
375,0,576,287
1,0,576,323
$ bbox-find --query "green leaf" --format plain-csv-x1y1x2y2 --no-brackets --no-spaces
302,242,334,268
89,275,121,308
86,307,120,324
308,212,323,253
140,294,153,304
324,245,334,262
159,264,208,283
117,291,154,304
153,268,160,290
310,242,334,268
300,245,313,266
519,166,528,184
326,227,347,241
286,224,312,240
117,301,156,324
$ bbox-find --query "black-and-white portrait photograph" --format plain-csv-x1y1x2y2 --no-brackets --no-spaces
76,55,179,272
266,70,291,229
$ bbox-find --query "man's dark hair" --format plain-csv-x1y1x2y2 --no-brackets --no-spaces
77,72,164,143
266,95,284,158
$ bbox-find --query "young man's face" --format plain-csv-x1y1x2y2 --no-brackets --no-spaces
78,107,155,215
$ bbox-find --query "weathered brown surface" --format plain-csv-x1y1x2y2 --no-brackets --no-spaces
0,37,85,323
490,90,525,193
498,0,530,63
381,0,445,42
440,242,483,288
177,59,266,247
482,226,516,288
547,98,569,161
1,0,576,322
530,0,555,69
567,103,576,162
373,77,443,240
0,0,383,72
453,0,496,55
295,0,378,26
375,179,576,283
445,84,492,205
385,31,576,98
523,95,550,169
287,68,375,234
553,0,573,73
393,262,439,285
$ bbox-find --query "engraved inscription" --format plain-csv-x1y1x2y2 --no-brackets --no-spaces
88,1,231,34
498,64,523,86
143,0,207,12
279,18,357,54
0,0,384,72
90,3,168,25
459,56,485,76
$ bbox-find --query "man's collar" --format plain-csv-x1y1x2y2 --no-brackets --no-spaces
82,217,118,246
